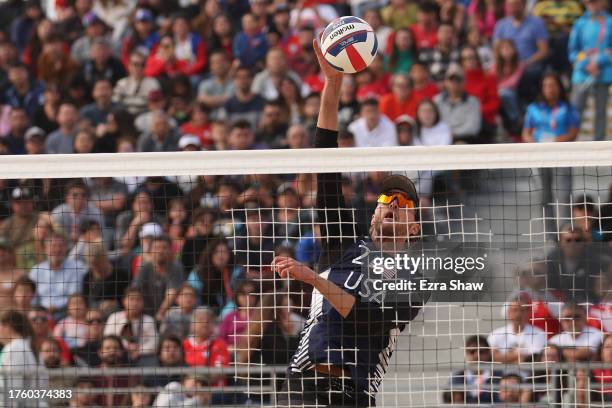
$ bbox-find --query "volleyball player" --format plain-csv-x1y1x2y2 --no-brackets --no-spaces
272,39,425,407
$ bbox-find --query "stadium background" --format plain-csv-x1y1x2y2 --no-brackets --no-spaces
0,0,610,406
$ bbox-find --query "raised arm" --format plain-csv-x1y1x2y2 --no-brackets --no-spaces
312,40,357,268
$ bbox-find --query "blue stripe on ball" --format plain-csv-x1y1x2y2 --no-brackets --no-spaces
371,34,378,56
327,31,368,57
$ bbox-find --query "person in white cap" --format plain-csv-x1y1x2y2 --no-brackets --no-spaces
178,134,202,151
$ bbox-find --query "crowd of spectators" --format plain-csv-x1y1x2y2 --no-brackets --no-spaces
0,0,610,406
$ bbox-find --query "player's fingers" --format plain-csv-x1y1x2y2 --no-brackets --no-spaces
313,39,324,64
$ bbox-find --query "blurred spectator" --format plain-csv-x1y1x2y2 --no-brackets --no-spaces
79,79,117,126
187,239,240,314
104,288,157,365
385,28,418,75
4,107,29,154
180,207,217,273
411,1,440,50
71,11,109,66
467,0,505,39
197,50,234,120
445,335,501,403
183,306,230,370
35,31,79,88
274,182,314,240
460,45,500,139
550,302,604,361
498,373,530,403
145,334,187,387
24,126,46,155
152,375,212,407
129,383,154,408
348,98,398,147
572,195,603,241
0,239,24,309
29,232,87,315
53,293,89,349
412,100,452,201
253,47,304,101
0,186,38,267
278,76,305,126
4,63,44,118
95,334,133,407
409,62,440,102
546,224,602,300
221,66,266,129
219,280,259,349
487,297,547,363
419,23,460,82
434,66,482,143
40,336,64,369
120,8,160,68
137,110,180,152
79,38,126,90
493,39,525,138
380,74,418,121
132,236,184,320
10,0,43,54
93,109,138,152
92,0,137,44
160,283,197,338
73,128,96,154
227,119,265,150
533,0,583,74
180,102,213,148
28,306,72,365
73,309,105,367
523,73,578,231
586,333,612,404
255,100,289,146
207,14,234,58
381,0,419,30
439,0,468,33
81,243,129,314
32,83,60,134
51,180,105,243
12,276,36,314
0,310,46,392
466,26,494,70
45,102,79,154
568,0,611,141
493,0,550,102
115,190,164,254
233,13,269,68
70,377,100,408
134,89,174,133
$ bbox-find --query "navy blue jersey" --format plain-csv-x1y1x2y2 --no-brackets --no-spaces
288,127,423,405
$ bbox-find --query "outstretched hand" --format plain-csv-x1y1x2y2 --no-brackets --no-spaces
313,38,344,84
272,256,318,286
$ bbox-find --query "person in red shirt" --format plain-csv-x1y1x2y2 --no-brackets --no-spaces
411,1,440,50
410,62,440,103
184,307,230,370
180,102,213,148
590,334,612,399
144,35,189,78
460,45,500,140
380,74,418,121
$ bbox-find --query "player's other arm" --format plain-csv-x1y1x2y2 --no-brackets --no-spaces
273,256,355,318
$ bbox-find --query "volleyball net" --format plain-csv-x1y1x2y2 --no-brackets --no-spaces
0,143,611,407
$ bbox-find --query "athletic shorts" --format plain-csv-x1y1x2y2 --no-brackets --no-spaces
276,370,369,407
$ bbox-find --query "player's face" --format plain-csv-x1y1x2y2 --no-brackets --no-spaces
369,190,419,243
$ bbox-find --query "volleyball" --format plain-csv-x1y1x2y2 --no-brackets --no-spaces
320,16,378,74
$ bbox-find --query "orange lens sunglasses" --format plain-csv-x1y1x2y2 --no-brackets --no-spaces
377,193,415,209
